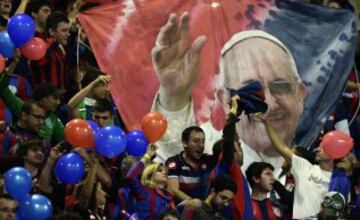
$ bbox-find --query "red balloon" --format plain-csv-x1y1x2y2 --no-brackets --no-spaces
65,119,94,148
141,112,167,143
0,55,5,73
20,37,47,61
321,131,353,159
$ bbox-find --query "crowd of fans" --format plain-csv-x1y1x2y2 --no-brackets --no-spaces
0,0,359,219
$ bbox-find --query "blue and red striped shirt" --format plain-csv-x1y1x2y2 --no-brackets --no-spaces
29,40,69,91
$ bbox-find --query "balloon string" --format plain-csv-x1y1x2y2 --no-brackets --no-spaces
348,64,360,126
77,25,81,89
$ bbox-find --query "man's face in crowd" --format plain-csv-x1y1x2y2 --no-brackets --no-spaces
222,38,306,156
22,103,46,132
33,6,51,28
315,146,332,163
0,198,17,220
40,95,60,113
183,130,205,161
0,0,11,16
211,189,235,211
0,198,18,220
254,167,275,192
50,21,69,46
93,82,109,100
24,146,44,166
91,111,113,127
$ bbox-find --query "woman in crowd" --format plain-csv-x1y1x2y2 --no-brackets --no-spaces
126,144,176,220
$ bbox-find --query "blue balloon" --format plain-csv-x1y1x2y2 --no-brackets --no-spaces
126,130,148,157
55,152,85,184
87,120,100,135
19,194,53,220
4,167,32,200
95,126,126,158
7,14,35,47
0,31,15,58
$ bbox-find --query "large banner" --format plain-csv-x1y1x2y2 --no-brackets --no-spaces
78,0,357,148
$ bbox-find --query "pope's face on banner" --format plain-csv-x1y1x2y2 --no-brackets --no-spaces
222,38,306,155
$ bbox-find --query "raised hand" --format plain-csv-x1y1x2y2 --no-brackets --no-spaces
96,75,112,84
151,12,206,111
229,95,242,116
146,144,158,158
49,146,63,161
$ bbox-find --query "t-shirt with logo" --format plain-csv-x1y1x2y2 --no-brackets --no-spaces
165,151,217,201
291,154,332,219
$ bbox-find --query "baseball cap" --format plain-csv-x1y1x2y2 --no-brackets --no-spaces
32,83,66,101
322,191,346,217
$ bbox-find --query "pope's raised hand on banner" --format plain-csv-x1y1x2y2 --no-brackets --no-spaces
151,12,206,111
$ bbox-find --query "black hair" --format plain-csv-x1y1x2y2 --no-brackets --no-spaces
210,174,237,194
295,146,317,165
245,162,274,189
181,126,204,143
80,67,103,88
46,11,69,34
17,140,45,158
25,0,52,16
0,194,15,201
92,99,114,115
158,209,180,220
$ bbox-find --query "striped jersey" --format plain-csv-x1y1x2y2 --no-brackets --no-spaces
166,152,217,201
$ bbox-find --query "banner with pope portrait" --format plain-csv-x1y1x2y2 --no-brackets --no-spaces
77,0,357,149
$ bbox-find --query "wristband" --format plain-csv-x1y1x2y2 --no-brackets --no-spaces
143,153,152,162
229,107,237,115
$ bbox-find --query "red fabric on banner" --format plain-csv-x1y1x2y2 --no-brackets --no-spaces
78,0,271,130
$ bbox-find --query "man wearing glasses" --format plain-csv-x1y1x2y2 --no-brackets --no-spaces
151,12,306,172
4,100,47,154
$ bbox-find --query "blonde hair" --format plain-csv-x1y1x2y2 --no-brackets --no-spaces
141,162,164,188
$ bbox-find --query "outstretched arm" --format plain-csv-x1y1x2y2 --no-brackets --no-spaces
67,0,86,24
0,52,24,117
15,0,29,14
38,146,63,194
262,118,293,163
222,96,241,163
68,75,112,118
